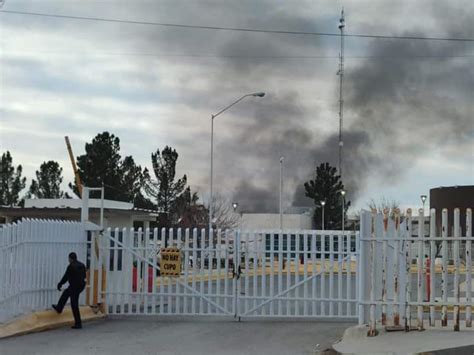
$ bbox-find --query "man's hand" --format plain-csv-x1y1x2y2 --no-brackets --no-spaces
57,283,62,291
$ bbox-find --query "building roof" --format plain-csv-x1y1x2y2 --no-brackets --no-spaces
26,198,129,210
0,198,161,219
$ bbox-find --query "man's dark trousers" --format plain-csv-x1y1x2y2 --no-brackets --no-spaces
56,285,85,327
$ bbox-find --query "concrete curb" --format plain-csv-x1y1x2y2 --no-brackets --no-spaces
0,306,106,339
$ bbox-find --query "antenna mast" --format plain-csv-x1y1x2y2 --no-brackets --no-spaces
337,8,345,179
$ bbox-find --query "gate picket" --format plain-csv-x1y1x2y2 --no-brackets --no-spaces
278,231,283,316
466,209,472,328
321,234,326,316
153,228,159,314
311,233,317,315
329,234,334,316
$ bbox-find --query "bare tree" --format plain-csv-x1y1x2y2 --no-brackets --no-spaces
209,193,239,230
368,197,405,221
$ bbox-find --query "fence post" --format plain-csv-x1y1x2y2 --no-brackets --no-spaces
358,211,370,325
441,209,448,327
393,209,401,326
405,209,413,331
416,209,424,330
453,208,460,331
368,210,377,336
466,208,472,328
429,209,436,327
381,209,389,326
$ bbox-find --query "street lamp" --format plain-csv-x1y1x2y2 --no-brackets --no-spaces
232,202,243,232
320,200,326,230
341,190,346,235
209,92,265,232
420,195,427,212
340,190,346,257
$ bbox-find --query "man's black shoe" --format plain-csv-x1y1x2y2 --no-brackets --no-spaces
52,304,61,314
71,325,82,329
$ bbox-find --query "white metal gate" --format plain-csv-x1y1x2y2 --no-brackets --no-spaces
236,230,358,318
100,227,359,319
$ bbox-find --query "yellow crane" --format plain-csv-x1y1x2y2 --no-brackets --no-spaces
65,136,82,198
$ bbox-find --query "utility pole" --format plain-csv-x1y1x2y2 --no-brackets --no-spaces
337,9,345,180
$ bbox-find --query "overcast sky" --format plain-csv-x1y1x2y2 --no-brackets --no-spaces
0,0,473,213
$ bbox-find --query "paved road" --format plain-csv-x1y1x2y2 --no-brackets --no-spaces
1,317,355,355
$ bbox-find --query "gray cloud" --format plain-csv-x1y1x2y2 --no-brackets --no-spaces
344,12,473,186
233,180,279,213
210,3,473,212
1,1,472,211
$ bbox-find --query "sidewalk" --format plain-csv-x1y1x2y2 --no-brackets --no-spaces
0,306,105,339
333,323,474,355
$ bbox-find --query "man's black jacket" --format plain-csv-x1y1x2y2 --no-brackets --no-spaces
59,260,87,290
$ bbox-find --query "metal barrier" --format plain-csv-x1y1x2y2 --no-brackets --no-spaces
101,228,359,319
359,208,473,336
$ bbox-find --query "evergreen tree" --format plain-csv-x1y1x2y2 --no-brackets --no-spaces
173,186,208,228
304,162,350,230
121,156,154,208
0,151,26,206
70,132,153,208
28,160,67,199
145,146,187,227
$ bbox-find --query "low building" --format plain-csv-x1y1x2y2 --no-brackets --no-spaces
240,210,313,231
0,198,159,229
430,185,473,236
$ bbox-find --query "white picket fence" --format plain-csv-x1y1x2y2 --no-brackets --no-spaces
2,208,471,332
359,208,473,335
0,219,87,324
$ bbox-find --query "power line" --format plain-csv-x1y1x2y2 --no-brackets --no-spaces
2,50,473,59
1,9,473,42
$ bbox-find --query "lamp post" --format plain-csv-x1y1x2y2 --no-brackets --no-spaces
341,190,346,235
279,156,284,230
420,195,427,213
232,202,240,229
209,92,265,233
320,200,326,231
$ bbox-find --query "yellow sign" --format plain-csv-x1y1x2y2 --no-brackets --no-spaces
161,247,181,276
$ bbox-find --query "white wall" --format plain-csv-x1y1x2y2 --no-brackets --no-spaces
240,213,313,230
103,215,134,230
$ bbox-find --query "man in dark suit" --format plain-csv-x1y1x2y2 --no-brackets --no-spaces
52,252,87,329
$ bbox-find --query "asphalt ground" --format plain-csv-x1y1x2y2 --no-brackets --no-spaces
0,316,355,355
